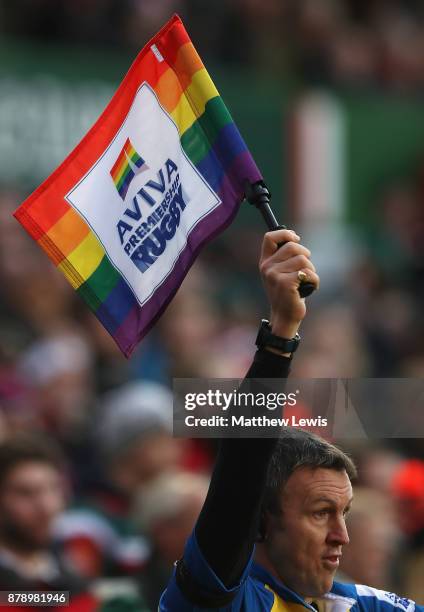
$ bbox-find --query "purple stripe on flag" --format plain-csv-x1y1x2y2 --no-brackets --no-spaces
118,168,135,199
133,156,145,168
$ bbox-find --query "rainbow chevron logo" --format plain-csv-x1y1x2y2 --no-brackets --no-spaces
110,138,148,200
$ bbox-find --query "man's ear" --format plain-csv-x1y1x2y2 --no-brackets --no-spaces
256,511,266,542
256,509,271,542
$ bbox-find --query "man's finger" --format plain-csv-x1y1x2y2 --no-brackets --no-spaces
260,229,300,261
270,241,312,264
288,269,320,291
268,255,316,274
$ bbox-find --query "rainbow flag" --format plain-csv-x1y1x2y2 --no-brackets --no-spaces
14,15,262,357
110,138,148,200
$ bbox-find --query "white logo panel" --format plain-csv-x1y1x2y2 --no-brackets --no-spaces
66,83,221,306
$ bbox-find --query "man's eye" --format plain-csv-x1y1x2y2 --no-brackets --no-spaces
313,510,328,518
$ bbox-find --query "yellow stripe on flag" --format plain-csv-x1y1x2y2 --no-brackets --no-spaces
171,94,197,136
169,68,218,136
59,231,105,288
112,157,130,185
185,68,219,114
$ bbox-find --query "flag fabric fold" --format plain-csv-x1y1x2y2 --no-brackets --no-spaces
14,14,262,356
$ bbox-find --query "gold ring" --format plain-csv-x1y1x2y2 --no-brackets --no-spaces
297,271,308,283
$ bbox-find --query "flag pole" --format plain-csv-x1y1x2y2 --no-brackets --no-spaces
244,180,315,298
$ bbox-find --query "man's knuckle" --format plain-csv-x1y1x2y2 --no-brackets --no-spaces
259,260,269,275
309,271,320,288
284,241,297,256
265,268,280,285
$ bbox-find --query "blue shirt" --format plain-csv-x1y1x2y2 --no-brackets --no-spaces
160,532,424,612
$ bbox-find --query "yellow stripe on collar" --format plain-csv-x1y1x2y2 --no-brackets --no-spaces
265,585,311,612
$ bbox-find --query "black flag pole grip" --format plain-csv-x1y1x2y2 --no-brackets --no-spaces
244,180,316,298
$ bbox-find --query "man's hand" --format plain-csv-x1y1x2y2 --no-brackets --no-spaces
259,229,319,340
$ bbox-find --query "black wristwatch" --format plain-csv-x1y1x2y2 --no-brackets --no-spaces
255,319,300,355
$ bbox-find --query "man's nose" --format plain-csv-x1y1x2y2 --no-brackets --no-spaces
327,517,350,546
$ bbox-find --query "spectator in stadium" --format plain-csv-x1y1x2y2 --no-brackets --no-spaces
0,434,97,610
17,329,96,496
391,459,424,602
135,470,208,610
18,330,94,438
337,487,401,590
160,228,423,611
55,381,187,581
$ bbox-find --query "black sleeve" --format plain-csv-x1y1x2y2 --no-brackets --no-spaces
195,348,291,588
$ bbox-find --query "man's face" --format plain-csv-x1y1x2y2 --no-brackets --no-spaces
112,433,184,493
265,467,353,598
0,461,65,550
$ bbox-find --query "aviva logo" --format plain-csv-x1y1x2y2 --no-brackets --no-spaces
110,138,148,200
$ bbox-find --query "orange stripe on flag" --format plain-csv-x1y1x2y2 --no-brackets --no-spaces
111,156,129,183
110,149,127,178
174,42,204,90
155,68,184,114
127,146,137,159
123,138,133,155
43,208,90,262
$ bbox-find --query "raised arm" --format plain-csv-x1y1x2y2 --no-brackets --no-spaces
161,229,319,609
195,229,318,583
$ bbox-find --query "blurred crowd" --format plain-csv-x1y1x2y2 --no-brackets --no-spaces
0,0,424,610
0,165,423,608
3,0,424,92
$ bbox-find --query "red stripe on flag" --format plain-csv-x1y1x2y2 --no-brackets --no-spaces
156,15,191,67
123,137,133,155
110,148,128,178
14,18,174,235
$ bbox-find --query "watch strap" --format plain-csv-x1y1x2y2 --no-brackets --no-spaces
255,319,300,354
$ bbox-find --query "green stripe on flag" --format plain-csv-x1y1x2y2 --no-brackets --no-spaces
181,96,233,165
116,165,132,192
77,255,121,310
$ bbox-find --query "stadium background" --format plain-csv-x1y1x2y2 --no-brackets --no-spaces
0,1,423,610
